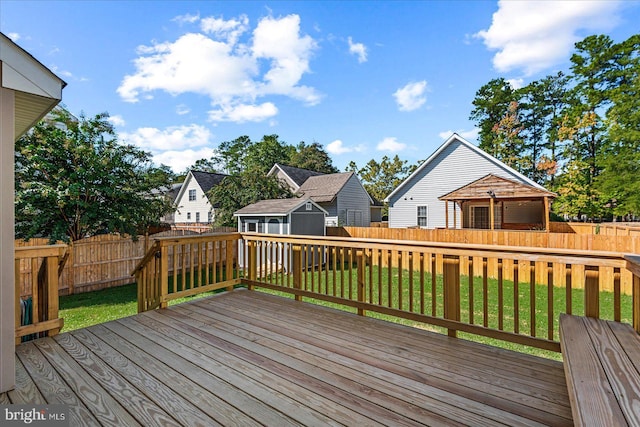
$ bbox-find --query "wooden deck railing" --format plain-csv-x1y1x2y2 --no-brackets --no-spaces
135,232,640,352
14,244,67,343
132,233,241,312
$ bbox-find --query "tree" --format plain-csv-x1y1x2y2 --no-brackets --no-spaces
289,141,339,173
208,171,292,226
348,155,412,203
491,101,527,173
469,78,516,156
15,109,175,242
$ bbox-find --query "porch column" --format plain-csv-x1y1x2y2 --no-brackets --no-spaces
459,202,465,229
453,202,457,229
544,197,550,232
444,202,449,229
489,198,495,231
0,83,16,392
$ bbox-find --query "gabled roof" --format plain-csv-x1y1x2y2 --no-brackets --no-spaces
1,32,66,138
384,133,546,202
439,174,556,201
297,172,355,203
190,170,227,192
267,163,325,190
234,198,328,216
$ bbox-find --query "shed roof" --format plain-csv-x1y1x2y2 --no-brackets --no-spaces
234,198,327,216
439,174,556,201
297,172,354,203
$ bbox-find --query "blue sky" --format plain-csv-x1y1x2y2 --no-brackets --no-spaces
2,1,639,173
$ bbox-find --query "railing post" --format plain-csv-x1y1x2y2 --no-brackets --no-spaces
226,238,234,292
159,243,169,309
292,243,302,302
357,249,366,316
247,240,257,285
46,255,60,336
585,268,600,318
443,255,460,337
633,274,640,333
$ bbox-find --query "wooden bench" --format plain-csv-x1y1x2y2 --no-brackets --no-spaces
559,314,640,426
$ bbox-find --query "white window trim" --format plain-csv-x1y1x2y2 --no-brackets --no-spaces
417,205,428,228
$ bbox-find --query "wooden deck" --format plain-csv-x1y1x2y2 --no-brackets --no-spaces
2,289,573,426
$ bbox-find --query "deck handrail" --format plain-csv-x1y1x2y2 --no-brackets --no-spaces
134,232,640,352
15,244,67,342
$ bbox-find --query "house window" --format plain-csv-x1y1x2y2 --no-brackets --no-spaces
417,206,428,227
187,212,191,220
196,212,200,222
208,211,213,223
188,189,196,201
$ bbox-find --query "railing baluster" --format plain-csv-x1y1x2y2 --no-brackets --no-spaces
614,268,621,322
566,264,572,315
547,262,554,340
483,258,489,328
530,261,536,337
513,260,519,334
585,268,600,318
498,258,504,331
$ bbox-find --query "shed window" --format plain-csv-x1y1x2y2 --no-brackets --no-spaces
306,202,312,211
417,206,428,227
188,189,196,201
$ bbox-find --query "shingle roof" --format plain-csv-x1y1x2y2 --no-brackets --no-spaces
297,172,354,203
275,164,325,187
191,171,227,193
234,198,320,215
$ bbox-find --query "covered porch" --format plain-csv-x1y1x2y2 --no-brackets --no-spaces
439,174,556,231
3,289,572,426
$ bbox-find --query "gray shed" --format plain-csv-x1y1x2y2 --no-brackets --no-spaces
235,198,327,271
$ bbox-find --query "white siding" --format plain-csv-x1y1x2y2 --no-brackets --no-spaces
336,174,371,227
388,139,531,229
174,174,214,224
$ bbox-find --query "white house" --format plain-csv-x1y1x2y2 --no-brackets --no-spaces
1,32,65,392
173,170,227,224
268,164,374,227
385,133,553,229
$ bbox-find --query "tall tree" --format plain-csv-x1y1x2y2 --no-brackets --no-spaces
491,101,528,173
15,109,174,242
289,141,339,173
469,78,516,156
348,155,412,202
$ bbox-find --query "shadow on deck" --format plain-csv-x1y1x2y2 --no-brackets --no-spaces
2,289,572,426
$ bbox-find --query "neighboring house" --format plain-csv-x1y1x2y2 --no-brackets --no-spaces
173,170,226,224
385,133,555,230
152,182,182,224
1,32,66,392
268,164,373,227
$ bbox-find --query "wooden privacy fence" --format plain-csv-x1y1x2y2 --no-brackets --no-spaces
15,228,236,297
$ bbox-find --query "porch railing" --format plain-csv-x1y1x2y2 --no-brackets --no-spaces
135,232,640,352
132,233,241,312
15,244,67,343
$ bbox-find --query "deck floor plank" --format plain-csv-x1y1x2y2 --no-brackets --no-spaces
4,289,573,426
131,311,388,427
53,333,181,427
16,341,101,426
146,307,464,427
172,298,541,427
69,328,221,427
32,337,142,427
216,291,572,425
6,358,46,405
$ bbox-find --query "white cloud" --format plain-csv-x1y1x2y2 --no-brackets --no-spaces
438,128,480,141
108,115,126,127
7,32,20,42
176,104,190,115
475,0,622,75
120,124,213,152
506,78,524,90
154,147,216,173
393,81,428,112
208,102,278,122
172,13,200,25
326,139,365,155
348,37,368,63
376,137,406,152
117,14,320,122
